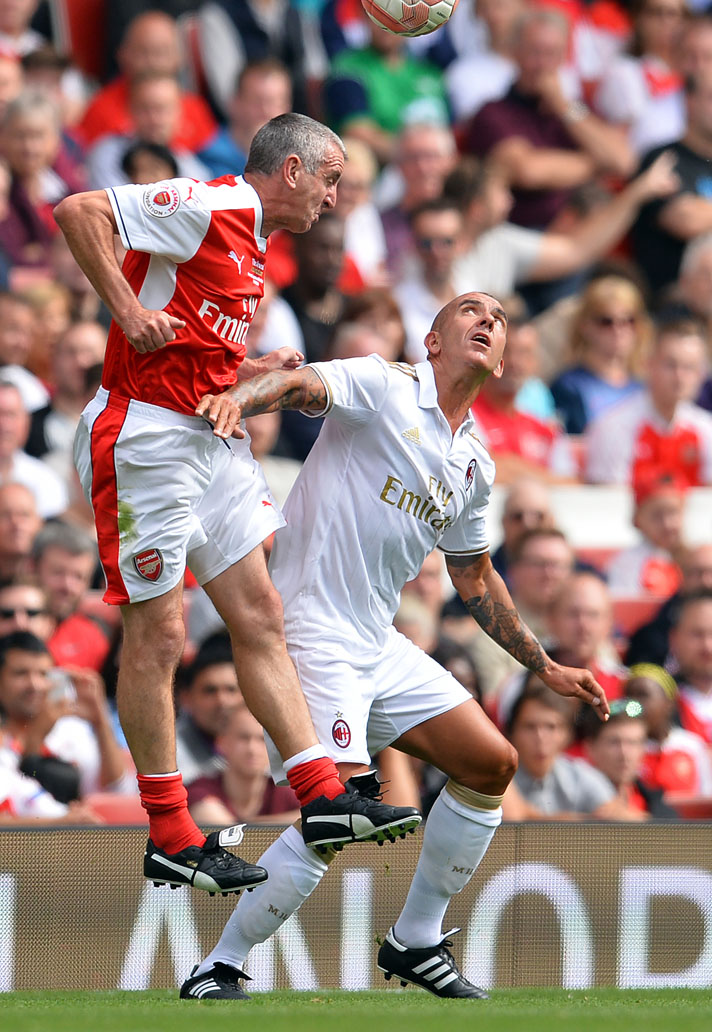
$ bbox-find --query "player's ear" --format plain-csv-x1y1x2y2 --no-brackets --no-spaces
424,330,440,357
491,358,505,379
283,154,302,189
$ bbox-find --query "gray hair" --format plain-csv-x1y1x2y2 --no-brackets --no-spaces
1,89,61,133
245,113,345,176
511,8,569,48
32,522,97,563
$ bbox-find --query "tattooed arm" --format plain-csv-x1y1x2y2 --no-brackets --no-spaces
445,550,610,716
195,366,328,439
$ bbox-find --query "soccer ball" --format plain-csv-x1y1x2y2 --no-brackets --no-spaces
361,0,459,38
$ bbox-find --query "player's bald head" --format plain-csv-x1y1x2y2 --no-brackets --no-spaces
430,292,506,336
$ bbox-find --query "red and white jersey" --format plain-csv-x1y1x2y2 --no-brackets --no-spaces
105,176,268,415
640,727,712,796
585,392,712,486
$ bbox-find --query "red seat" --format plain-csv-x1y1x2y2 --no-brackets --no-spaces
576,546,620,573
612,597,665,637
85,793,147,826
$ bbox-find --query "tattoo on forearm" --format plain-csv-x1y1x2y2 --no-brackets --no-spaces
464,591,548,674
236,368,327,418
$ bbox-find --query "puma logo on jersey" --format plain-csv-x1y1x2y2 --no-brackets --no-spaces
402,427,421,445
228,251,245,272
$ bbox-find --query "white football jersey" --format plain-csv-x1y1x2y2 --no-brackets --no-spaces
270,356,495,655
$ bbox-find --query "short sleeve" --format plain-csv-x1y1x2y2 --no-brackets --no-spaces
438,448,495,557
308,355,391,429
572,760,616,811
106,178,211,263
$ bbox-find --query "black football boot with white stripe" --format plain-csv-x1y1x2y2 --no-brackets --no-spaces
180,963,251,1000
144,824,268,895
377,927,489,999
300,770,422,854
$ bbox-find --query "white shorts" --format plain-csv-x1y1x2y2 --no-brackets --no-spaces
267,626,472,783
74,388,284,604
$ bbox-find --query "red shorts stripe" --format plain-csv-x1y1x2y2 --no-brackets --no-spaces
90,393,131,605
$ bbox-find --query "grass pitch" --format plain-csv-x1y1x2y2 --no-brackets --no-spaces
3,989,712,1032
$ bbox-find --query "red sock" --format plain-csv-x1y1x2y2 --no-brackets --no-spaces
137,772,206,853
287,756,346,806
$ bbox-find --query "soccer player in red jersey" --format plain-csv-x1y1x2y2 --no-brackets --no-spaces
54,113,420,897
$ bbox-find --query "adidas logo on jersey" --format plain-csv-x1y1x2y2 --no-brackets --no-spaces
402,427,421,445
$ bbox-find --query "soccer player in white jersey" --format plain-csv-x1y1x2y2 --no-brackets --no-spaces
53,113,420,901
180,292,611,1000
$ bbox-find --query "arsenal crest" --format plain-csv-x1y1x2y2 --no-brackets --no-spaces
133,548,164,581
465,459,477,489
143,184,181,218
332,717,351,749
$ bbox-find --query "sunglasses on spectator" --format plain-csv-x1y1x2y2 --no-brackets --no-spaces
505,510,548,522
608,699,645,719
0,607,47,619
592,314,637,328
415,236,457,250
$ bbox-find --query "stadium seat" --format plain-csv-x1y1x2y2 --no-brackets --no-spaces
575,546,620,573
611,597,665,637
85,792,147,826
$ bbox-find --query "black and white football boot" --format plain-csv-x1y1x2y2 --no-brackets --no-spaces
180,963,251,1000
301,770,422,854
377,926,489,999
144,824,268,896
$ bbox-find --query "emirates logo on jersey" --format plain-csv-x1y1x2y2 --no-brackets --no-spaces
332,717,351,749
143,184,181,218
465,459,477,489
133,548,164,581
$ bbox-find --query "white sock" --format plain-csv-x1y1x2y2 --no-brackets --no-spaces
195,826,328,975
282,745,329,773
393,785,501,949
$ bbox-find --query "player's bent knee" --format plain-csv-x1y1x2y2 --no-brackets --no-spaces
227,582,285,645
123,614,185,670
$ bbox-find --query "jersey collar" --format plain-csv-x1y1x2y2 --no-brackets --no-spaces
235,175,268,254
415,359,477,432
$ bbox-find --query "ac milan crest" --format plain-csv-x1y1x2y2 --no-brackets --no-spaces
332,717,351,749
465,459,476,489
133,548,164,581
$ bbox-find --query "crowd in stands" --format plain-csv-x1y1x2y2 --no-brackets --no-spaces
2,0,712,826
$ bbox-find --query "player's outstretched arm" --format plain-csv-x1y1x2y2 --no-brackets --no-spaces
196,366,328,439
445,550,610,719
54,192,185,353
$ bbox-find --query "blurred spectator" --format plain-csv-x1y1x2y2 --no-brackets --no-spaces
0,0,45,57
579,697,677,817
677,13,712,83
550,276,649,434
0,289,47,411
633,74,712,294
490,477,555,582
380,123,457,275
244,410,301,508
49,232,109,325
0,578,51,639
326,13,449,165
0,90,83,270
674,232,712,347
393,198,461,362
120,140,177,185
446,152,678,304
0,379,66,517
470,318,577,483
246,278,304,361
401,549,447,627
337,287,406,361
187,704,299,825
0,760,71,820
594,0,686,155
76,10,217,152
199,58,292,180
625,543,712,665
176,640,244,786
194,0,310,120
625,663,712,796
607,474,687,596
446,0,522,123
669,589,712,743
86,72,210,190
24,320,106,485
0,628,130,799
506,681,616,817
0,51,22,120
0,481,39,581
465,9,634,231
335,136,387,286
282,211,347,366
32,522,109,672
470,528,573,700
393,593,439,656
586,318,712,485
17,280,72,383
20,45,86,131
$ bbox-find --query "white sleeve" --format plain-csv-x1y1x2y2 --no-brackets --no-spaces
308,355,391,429
438,450,495,557
106,178,212,263
585,414,629,484
594,57,647,125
